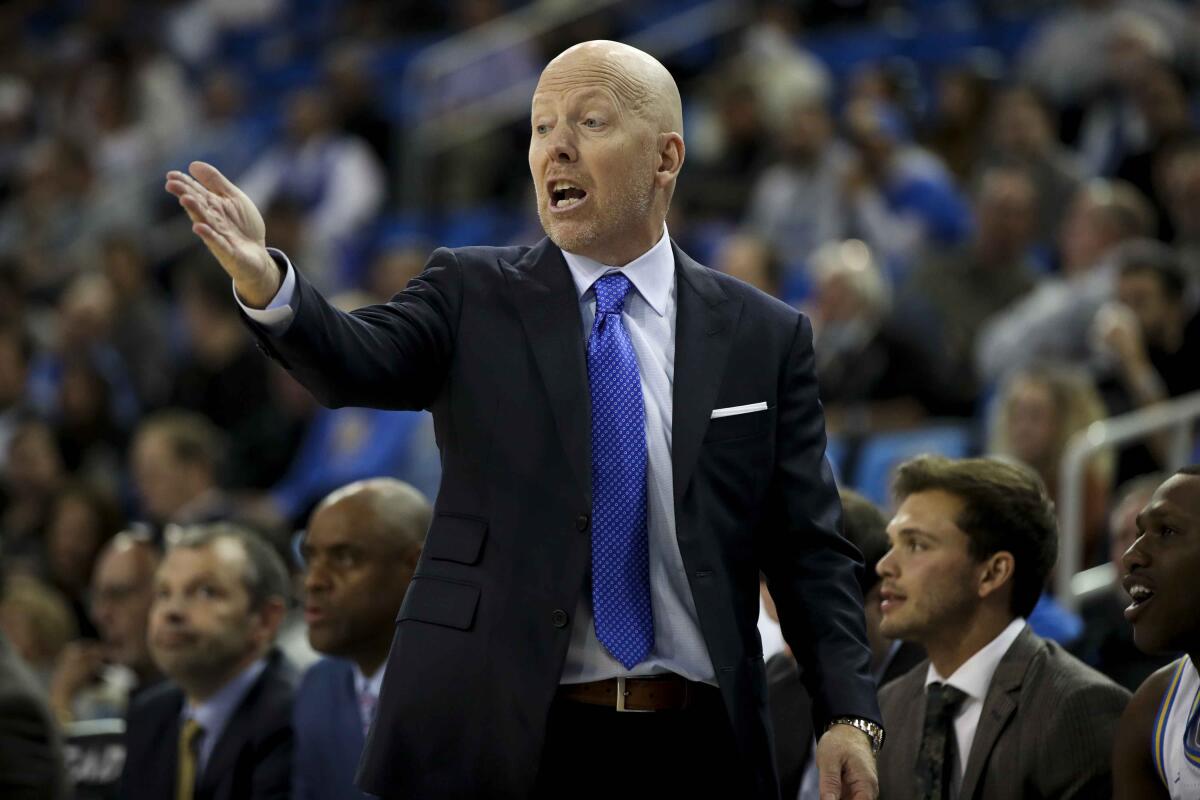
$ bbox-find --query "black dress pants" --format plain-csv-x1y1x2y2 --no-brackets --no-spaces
531,688,749,799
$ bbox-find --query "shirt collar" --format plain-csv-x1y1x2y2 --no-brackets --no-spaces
184,656,267,738
352,662,385,699
561,227,673,318
924,617,1026,702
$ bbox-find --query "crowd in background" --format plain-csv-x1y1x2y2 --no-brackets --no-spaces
1,0,1200,795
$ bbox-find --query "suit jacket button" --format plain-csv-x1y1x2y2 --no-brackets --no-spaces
551,609,569,628
575,514,590,532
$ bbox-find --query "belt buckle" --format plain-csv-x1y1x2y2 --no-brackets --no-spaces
615,676,653,713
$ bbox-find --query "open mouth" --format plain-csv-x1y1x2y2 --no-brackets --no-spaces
1124,579,1156,620
879,589,906,614
549,180,588,210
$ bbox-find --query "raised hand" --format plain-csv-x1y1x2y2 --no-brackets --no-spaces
165,161,282,308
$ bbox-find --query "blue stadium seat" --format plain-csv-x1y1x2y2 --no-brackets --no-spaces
853,424,973,506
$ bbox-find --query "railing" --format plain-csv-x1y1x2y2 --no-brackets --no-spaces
1057,390,1200,610
398,0,747,209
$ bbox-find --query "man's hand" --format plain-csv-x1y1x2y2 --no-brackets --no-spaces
164,161,281,308
815,723,879,800
49,641,105,723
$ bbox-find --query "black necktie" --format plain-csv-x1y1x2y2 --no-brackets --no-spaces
916,682,967,800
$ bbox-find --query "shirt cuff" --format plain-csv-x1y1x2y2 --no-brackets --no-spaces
234,248,297,333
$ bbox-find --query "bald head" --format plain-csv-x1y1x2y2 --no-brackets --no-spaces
304,479,432,669
313,478,432,551
529,41,686,266
539,41,683,134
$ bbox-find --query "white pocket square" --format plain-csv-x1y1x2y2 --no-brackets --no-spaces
710,402,768,419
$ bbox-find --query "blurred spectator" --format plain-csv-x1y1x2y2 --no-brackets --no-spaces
293,478,430,800
976,178,1155,383
99,231,171,408
324,45,396,178
744,93,851,273
1110,60,1195,240
766,489,924,800
1,417,66,566
1071,474,1175,690
712,233,782,298
1093,241,1200,482
0,561,69,800
130,410,231,533
239,87,385,287
899,165,1040,393
680,70,771,225
978,85,1084,248
0,322,32,470
0,574,77,687
49,531,162,723
43,481,123,639
1159,139,1200,298
920,59,999,183
0,74,34,209
841,98,972,272
0,138,137,300
988,363,1113,565
120,523,295,800
1017,0,1195,116
1075,10,1177,179
171,259,293,489
363,241,429,303
807,240,968,435
164,69,265,213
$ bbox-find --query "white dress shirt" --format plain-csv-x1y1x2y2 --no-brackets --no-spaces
923,617,1027,797
182,657,267,777
352,663,385,732
239,228,716,685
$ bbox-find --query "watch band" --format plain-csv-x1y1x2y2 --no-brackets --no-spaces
827,715,885,754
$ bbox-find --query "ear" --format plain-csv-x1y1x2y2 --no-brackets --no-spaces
655,132,685,187
252,596,287,644
976,551,1015,602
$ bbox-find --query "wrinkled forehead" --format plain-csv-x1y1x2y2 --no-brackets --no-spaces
533,53,652,117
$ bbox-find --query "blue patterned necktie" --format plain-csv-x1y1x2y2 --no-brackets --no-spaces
587,272,654,669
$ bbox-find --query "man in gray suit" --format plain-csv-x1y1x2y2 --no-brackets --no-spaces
875,456,1129,800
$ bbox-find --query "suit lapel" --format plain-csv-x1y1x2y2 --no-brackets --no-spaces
501,239,592,502
671,243,741,507
959,628,1037,799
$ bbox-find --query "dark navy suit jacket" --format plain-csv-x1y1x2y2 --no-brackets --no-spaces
292,658,374,800
248,239,880,799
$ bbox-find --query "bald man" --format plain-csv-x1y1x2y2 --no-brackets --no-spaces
293,479,430,800
166,41,880,800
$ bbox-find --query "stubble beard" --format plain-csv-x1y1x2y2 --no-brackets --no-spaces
537,168,656,260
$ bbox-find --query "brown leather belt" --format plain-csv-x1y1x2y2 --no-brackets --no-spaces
556,674,718,712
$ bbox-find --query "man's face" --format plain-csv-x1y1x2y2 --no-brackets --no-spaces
148,541,264,686
877,490,984,645
91,543,157,671
131,430,199,523
975,173,1036,257
1116,271,1174,348
528,53,659,263
301,497,415,659
1122,474,1200,655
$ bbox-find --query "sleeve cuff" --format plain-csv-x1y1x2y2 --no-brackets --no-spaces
235,248,297,332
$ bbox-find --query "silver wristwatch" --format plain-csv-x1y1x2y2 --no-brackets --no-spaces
827,716,885,754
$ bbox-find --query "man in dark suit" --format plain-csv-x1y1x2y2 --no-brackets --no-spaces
293,478,430,800
767,489,924,799
0,564,69,800
165,40,881,799
119,524,296,800
875,456,1129,800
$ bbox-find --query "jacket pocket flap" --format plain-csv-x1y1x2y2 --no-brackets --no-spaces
427,514,488,565
704,404,773,442
397,576,480,630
